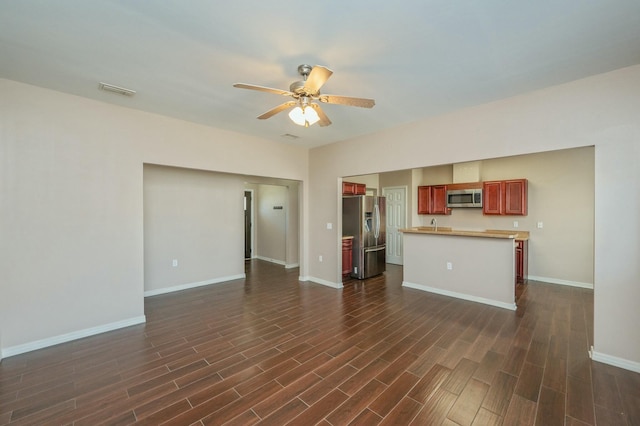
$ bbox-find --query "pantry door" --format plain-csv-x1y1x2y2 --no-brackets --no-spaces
382,186,406,265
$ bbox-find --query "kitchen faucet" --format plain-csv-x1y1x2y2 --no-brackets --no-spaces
431,218,437,231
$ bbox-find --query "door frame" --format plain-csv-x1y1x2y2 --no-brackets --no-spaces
244,189,255,259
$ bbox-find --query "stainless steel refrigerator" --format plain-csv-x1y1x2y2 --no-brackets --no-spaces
342,195,386,279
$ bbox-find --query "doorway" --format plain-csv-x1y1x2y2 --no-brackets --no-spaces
382,186,406,265
244,190,253,259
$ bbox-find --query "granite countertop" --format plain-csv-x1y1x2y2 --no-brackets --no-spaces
401,227,529,241
342,235,354,239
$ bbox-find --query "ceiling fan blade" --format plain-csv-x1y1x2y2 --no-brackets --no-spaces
303,66,333,94
257,101,297,119
309,103,332,127
233,83,293,97
318,94,375,108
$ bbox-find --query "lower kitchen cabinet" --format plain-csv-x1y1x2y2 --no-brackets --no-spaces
342,237,354,278
515,239,528,283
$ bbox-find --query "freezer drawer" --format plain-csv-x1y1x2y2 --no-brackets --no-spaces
354,245,385,279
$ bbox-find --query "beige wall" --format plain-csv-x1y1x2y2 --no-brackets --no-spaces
0,78,308,355
344,174,379,194
308,65,640,369
594,139,640,366
143,165,245,295
379,169,412,189
286,182,300,267
256,184,287,264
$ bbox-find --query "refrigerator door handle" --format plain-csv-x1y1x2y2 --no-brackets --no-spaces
374,203,380,239
364,246,385,253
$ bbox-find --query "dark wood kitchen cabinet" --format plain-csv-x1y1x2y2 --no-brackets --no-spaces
342,181,366,196
515,239,528,283
482,181,503,215
342,237,354,278
504,179,527,215
483,179,528,216
418,185,451,215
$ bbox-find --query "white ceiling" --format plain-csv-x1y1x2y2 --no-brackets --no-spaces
2,1,640,148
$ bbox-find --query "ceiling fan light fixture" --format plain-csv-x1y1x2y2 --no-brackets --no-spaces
234,64,373,127
288,106,319,127
304,106,320,125
288,106,305,126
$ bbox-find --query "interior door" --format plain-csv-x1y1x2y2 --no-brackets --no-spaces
382,187,406,265
244,190,252,259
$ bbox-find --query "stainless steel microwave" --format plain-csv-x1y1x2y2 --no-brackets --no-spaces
447,189,483,208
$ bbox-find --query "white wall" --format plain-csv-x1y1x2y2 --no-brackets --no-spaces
143,165,245,295
308,65,640,369
0,78,308,356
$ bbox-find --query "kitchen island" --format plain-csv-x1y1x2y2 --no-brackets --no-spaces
400,227,529,310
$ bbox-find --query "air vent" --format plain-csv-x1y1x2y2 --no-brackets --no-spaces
281,133,300,139
98,82,136,97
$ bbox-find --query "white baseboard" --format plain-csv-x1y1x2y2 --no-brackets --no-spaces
527,275,593,289
254,257,298,269
590,346,640,373
299,275,343,289
144,274,246,297
402,281,517,311
1,315,146,359
255,256,286,266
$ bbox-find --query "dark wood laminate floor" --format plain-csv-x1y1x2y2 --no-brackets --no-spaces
1,260,639,425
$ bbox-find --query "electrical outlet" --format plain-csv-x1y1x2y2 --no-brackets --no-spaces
537,221,544,229
319,255,323,262
326,223,333,230
513,221,519,228
446,262,453,270
172,259,178,267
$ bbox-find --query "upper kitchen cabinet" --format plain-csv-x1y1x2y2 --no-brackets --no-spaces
418,185,451,215
342,181,366,196
483,179,528,216
504,179,527,215
483,181,503,214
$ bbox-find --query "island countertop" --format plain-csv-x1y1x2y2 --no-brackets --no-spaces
400,227,529,241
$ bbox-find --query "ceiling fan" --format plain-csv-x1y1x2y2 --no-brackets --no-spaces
233,64,375,127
